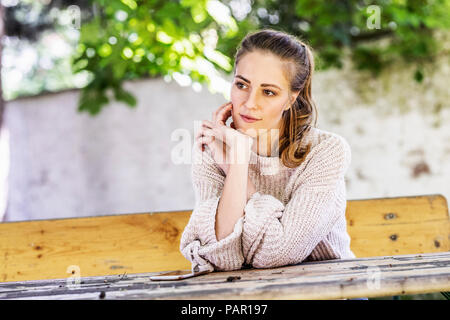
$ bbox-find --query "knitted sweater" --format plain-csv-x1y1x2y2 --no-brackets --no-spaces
180,126,356,273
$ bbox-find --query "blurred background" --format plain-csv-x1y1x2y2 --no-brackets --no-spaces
0,0,448,299
0,0,449,214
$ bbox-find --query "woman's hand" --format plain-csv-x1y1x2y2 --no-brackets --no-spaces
196,102,254,175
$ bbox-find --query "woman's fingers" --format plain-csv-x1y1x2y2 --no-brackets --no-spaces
197,119,230,147
216,103,233,125
196,125,214,140
197,135,214,144
201,119,214,129
196,135,214,152
212,102,232,124
201,120,225,142
212,101,231,121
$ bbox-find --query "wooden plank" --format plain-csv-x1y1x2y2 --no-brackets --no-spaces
346,194,450,257
0,211,191,282
0,194,449,283
1,252,449,300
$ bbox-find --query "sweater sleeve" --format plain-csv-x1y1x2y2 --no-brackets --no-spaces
242,135,352,268
179,144,245,272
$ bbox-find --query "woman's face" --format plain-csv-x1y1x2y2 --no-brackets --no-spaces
230,50,299,138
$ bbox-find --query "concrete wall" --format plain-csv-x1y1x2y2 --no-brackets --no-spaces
2,53,449,222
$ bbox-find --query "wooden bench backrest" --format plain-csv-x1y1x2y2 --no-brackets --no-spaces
346,194,449,257
0,194,448,282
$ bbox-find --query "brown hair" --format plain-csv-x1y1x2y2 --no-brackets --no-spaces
233,28,317,168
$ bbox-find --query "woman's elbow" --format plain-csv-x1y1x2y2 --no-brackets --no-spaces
251,251,307,269
211,255,245,271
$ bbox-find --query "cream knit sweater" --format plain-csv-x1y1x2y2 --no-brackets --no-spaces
180,126,356,273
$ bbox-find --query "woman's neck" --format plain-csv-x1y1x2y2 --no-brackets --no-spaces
251,129,280,157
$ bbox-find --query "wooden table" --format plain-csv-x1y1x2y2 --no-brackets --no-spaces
1,252,449,300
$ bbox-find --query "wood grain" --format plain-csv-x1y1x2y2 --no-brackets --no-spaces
0,194,449,283
346,194,450,257
0,252,448,300
0,211,192,282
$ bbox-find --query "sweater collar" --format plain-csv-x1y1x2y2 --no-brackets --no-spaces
249,149,286,176
248,126,316,176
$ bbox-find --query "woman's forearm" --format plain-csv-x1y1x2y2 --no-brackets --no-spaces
215,163,249,241
247,175,257,202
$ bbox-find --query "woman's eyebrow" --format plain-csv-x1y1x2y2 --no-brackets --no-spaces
235,75,282,90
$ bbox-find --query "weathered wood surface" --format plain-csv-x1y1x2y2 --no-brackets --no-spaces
346,194,449,257
1,194,448,283
1,252,449,300
0,210,192,282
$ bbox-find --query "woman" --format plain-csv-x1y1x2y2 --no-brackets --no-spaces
180,29,356,276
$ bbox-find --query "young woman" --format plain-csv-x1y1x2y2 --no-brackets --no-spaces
180,29,356,275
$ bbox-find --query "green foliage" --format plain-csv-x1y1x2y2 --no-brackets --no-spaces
253,0,449,72
75,0,450,115
74,0,257,114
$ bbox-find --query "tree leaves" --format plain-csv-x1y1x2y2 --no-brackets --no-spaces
73,0,450,115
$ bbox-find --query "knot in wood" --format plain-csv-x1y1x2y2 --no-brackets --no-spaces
384,213,397,220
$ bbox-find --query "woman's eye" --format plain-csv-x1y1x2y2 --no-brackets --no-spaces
236,82,276,97
236,82,246,89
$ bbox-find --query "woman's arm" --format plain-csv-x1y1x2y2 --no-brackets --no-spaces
180,102,256,271
179,145,245,272
247,175,257,202
242,135,352,268
215,163,256,241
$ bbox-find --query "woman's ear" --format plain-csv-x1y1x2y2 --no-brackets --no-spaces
284,91,300,111
291,90,300,104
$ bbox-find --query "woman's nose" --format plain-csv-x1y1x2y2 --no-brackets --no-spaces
244,89,259,110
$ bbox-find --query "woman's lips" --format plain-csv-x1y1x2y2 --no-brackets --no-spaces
240,114,261,123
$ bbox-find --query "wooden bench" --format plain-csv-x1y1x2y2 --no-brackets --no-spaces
0,194,449,299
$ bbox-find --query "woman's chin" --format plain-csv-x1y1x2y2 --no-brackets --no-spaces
233,119,258,137
241,128,259,139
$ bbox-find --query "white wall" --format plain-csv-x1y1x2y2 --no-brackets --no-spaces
2,53,449,222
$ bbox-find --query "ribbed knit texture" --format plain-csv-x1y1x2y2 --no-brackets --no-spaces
180,126,356,273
